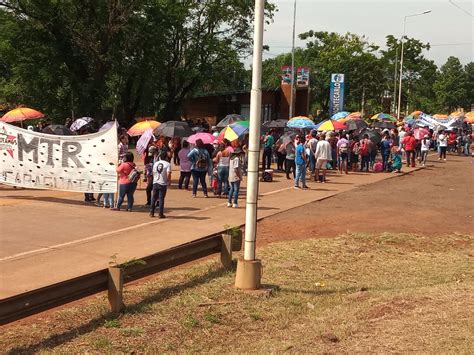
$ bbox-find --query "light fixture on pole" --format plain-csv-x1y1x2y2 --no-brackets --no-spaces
289,0,297,119
397,10,431,120
235,0,264,290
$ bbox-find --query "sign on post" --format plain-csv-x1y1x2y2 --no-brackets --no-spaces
0,122,118,192
329,73,345,116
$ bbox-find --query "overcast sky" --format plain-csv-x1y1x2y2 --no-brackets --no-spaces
256,0,473,67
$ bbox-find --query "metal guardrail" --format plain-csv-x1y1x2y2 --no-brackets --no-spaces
0,231,241,326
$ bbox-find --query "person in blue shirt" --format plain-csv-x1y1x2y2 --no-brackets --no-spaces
380,132,392,171
294,135,309,189
187,139,212,197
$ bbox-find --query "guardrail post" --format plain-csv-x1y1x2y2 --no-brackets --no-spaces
108,266,124,313
221,229,242,269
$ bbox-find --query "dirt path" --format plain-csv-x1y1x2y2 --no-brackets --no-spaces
257,155,474,245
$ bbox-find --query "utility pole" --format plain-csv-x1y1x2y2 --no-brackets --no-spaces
235,0,265,290
289,0,297,119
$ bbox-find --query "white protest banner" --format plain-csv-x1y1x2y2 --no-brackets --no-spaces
0,121,118,193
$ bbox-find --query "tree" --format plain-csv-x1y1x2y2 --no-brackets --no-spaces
464,62,474,109
433,56,468,112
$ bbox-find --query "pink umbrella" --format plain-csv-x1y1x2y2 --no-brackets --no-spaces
187,132,215,144
413,128,429,140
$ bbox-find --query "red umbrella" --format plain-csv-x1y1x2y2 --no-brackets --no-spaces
413,128,429,140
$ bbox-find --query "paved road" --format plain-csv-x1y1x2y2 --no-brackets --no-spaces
0,163,421,298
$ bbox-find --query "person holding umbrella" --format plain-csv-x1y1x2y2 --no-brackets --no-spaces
187,139,211,197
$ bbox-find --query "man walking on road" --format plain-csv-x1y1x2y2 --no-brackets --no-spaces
314,134,332,183
150,152,172,218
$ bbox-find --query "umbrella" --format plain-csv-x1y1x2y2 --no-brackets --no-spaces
100,121,116,131
410,111,423,118
315,119,346,131
373,121,396,129
357,129,381,144
331,111,350,120
371,113,397,122
433,114,448,120
127,120,160,136
449,110,464,118
187,132,215,144
464,112,474,123
346,112,362,120
1,107,44,123
413,128,429,140
278,131,298,145
345,119,368,131
404,115,415,122
216,114,244,128
42,125,73,136
70,117,93,131
262,119,288,128
218,121,250,142
287,119,316,129
289,115,312,121
154,121,192,138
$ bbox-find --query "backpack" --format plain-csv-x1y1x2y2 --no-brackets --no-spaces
339,143,348,154
127,163,141,184
195,150,208,169
359,140,369,155
352,141,360,155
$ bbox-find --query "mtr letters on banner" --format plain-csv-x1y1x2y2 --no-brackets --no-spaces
0,122,118,193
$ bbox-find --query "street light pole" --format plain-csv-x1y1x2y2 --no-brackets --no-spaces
397,10,431,120
235,0,264,290
392,45,398,115
289,0,297,119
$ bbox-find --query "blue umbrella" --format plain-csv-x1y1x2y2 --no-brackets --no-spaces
287,119,316,129
331,111,349,120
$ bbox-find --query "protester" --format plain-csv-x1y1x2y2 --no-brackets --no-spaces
228,147,243,208
213,139,231,197
118,135,129,163
294,136,308,189
113,152,138,212
306,131,318,176
336,132,349,174
314,133,332,183
178,140,192,190
420,135,430,167
402,131,417,168
262,130,274,170
284,140,296,179
275,137,286,171
437,130,448,161
380,132,392,171
187,138,211,197
150,151,172,218
391,147,402,173
359,134,370,172
462,131,472,156
144,146,157,206
349,134,359,172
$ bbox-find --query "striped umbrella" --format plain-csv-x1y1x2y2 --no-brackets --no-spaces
371,113,397,122
218,120,250,142
1,107,44,123
315,119,346,131
346,112,362,120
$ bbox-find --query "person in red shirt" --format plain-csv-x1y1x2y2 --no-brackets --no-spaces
402,131,417,167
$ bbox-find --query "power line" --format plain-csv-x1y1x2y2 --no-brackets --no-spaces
448,0,473,17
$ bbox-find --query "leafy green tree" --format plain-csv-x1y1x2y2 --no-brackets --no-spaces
433,56,468,112
464,62,474,110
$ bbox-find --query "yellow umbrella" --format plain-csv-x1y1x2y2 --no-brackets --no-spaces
1,107,44,123
289,116,311,121
127,120,160,136
433,114,448,120
449,110,463,117
464,112,474,123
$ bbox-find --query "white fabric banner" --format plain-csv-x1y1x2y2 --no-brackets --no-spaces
0,122,118,193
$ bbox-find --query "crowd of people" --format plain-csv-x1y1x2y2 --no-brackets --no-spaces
59,119,471,218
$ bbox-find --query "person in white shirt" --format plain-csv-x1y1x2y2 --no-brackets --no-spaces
437,131,448,161
150,152,172,218
420,136,431,166
314,134,332,183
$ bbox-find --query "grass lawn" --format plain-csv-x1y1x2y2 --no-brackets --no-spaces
1,232,473,353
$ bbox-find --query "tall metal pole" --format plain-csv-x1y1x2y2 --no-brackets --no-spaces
396,17,406,121
289,0,296,119
397,10,431,120
392,45,398,115
243,0,264,261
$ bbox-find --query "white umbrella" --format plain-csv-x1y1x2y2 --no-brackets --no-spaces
100,121,115,131
70,117,93,131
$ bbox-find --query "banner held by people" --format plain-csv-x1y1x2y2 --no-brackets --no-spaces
0,121,118,193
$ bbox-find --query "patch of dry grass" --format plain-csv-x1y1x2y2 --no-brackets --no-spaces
1,233,473,353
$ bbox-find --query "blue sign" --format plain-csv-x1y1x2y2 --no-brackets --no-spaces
329,74,345,116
